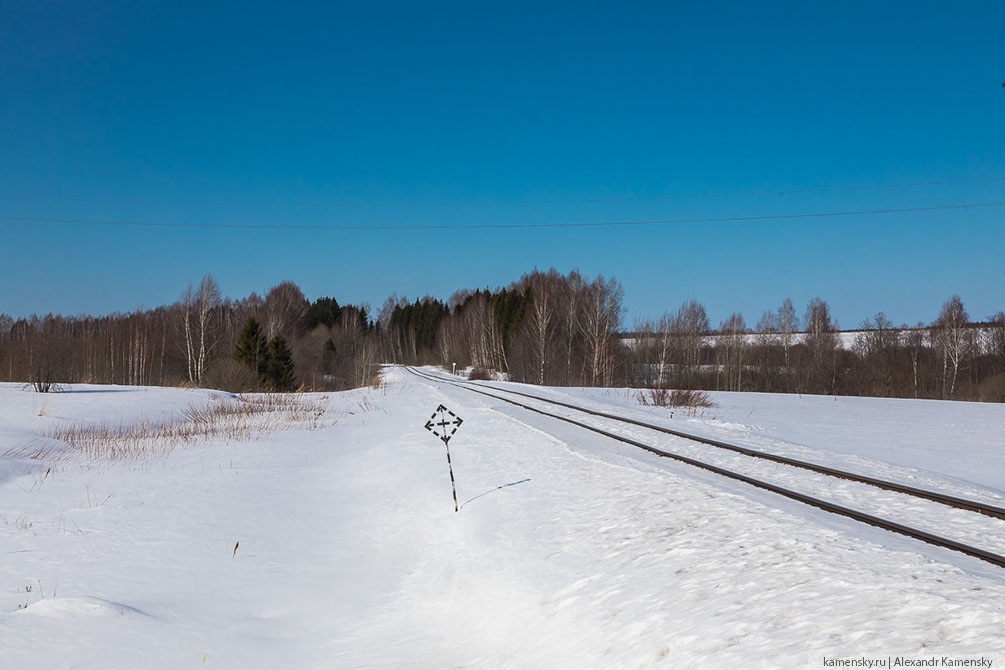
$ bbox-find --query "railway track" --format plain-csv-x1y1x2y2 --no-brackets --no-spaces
405,366,1005,569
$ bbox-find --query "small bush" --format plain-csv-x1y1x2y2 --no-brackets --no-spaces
468,367,492,381
667,388,715,409
639,387,671,407
636,386,715,413
32,378,55,393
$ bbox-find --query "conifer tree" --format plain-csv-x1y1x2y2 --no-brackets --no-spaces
234,317,266,379
263,335,297,391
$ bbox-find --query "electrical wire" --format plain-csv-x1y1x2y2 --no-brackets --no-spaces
0,176,1002,208
2,200,1004,231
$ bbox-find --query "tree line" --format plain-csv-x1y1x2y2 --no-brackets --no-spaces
1,269,1003,401
379,270,1004,401
631,295,1005,401
0,276,381,393
381,269,627,388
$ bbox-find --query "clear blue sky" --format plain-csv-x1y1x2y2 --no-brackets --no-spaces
1,1,1003,328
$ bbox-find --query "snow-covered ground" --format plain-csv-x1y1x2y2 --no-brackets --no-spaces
0,372,1003,668
464,377,1005,497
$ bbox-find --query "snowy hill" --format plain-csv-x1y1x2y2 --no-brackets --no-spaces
0,372,1003,668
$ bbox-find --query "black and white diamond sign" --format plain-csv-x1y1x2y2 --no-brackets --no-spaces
424,404,464,444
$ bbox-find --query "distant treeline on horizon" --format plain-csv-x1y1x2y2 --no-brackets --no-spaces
2,268,1003,402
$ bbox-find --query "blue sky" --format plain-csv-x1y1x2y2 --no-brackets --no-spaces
1,1,1003,328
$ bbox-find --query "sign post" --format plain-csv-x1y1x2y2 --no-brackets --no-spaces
424,404,464,512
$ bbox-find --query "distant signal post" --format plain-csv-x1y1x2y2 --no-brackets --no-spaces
424,404,464,512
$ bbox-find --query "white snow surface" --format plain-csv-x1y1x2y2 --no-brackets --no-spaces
467,378,1005,497
0,372,1003,668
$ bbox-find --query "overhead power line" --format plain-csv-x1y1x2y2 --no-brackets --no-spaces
0,176,1002,208
2,200,1004,231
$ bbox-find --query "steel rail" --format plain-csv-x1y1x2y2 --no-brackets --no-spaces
440,372,1005,521
405,366,1005,569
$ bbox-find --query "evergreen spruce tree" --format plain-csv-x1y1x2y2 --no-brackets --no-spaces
305,297,341,330
234,317,266,380
264,335,297,391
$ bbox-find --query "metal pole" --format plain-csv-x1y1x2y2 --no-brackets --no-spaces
443,437,458,512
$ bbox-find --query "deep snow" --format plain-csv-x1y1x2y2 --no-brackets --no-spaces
0,371,1003,668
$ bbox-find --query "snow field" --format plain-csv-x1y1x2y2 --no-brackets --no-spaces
0,370,1003,668
466,377,1005,501
416,370,1005,557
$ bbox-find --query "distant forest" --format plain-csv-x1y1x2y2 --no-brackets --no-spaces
2,269,1003,402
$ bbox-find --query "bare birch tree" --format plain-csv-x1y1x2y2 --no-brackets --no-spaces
672,299,709,388
579,275,623,386
179,275,222,385
934,295,971,398
776,298,799,376
718,312,747,391
462,293,507,371
264,280,308,340
987,311,1005,376
635,312,675,389
905,323,927,398
560,270,586,384
521,269,561,385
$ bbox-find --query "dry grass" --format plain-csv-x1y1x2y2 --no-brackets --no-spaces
8,393,330,464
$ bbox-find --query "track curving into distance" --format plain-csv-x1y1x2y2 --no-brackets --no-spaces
405,366,1005,569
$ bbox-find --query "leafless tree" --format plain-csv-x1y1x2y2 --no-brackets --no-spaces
853,312,900,395
776,298,799,375
856,312,898,357
378,293,407,329
179,275,222,385
652,312,676,388
755,310,777,338
560,270,586,384
520,269,561,385
717,312,747,391
988,311,1005,376
804,297,838,393
377,293,410,363
180,284,197,384
634,312,675,389
462,293,507,371
933,295,971,398
904,323,927,398
672,299,709,388
751,310,783,391
264,280,308,340
579,275,624,386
